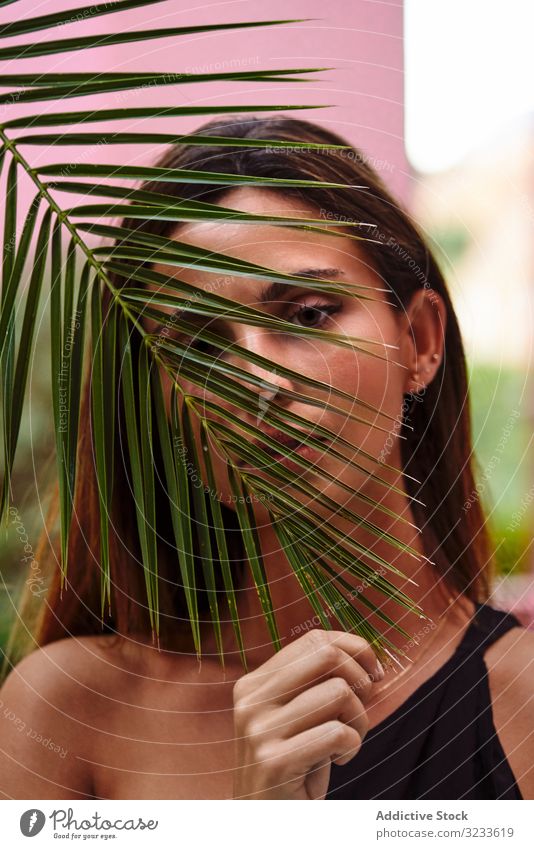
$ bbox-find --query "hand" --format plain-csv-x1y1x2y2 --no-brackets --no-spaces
232,628,385,799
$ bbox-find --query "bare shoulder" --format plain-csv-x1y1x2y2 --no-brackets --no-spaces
484,621,534,799
1,634,131,712
1,632,238,800
0,634,128,799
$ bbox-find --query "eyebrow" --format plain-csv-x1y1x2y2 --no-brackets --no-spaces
259,267,346,304
150,267,346,331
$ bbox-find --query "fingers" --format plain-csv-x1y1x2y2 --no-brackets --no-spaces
235,720,362,799
252,676,369,742
232,629,380,799
234,629,383,708
279,719,363,773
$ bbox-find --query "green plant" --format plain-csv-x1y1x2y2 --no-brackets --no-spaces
0,0,422,671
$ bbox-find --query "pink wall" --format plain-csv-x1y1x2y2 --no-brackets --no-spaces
1,0,407,204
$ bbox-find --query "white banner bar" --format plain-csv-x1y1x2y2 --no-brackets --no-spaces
2,799,533,848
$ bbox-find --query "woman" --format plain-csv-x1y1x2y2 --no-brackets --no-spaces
0,116,532,801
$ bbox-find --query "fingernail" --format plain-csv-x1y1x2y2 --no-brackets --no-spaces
375,660,385,680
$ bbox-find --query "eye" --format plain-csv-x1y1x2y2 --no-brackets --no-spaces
160,300,343,352
183,337,218,356
286,300,342,328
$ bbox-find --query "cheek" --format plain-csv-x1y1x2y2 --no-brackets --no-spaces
311,309,405,453
318,349,402,443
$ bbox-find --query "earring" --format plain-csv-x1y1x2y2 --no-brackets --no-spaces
431,353,439,361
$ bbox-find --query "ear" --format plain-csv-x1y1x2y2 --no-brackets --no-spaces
398,288,447,395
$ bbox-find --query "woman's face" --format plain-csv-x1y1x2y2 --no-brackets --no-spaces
145,187,433,522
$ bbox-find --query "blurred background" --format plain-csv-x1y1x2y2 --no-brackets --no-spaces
405,0,534,622
1,0,533,657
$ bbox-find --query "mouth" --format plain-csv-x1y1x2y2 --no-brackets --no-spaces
237,429,329,470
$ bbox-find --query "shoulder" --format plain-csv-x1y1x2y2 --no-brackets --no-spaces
1,634,128,713
483,619,534,799
0,635,127,799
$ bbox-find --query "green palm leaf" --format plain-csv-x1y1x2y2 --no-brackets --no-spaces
119,313,159,638
0,0,424,668
90,279,118,610
0,68,329,106
199,418,248,670
87,236,377,294
0,203,50,519
152,375,200,655
4,104,324,131
22,133,347,149
180,397,224,664
0,19,312,59
1,159,17,516
0,0,195,36
226,461,282,651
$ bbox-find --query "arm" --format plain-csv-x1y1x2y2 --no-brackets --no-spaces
0,641,96,799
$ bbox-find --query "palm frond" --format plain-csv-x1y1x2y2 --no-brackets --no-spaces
226,460,282,652
0,18,311,59
119,312,159,638
0,0,425,668
3,104,324,131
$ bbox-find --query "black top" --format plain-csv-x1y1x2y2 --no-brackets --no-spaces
326,601,523,799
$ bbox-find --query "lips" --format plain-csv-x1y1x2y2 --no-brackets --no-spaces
237,427,328,469
253,427,324,453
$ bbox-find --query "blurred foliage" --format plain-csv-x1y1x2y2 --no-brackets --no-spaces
467,362,533,576
430,226,471,268
0,306,55,666
428,223,532,576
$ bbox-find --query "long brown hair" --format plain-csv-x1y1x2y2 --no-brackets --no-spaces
27,115,492,655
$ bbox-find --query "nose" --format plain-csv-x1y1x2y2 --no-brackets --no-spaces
224,326,294,418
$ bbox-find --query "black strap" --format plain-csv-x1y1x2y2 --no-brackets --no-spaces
456,601,522,658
